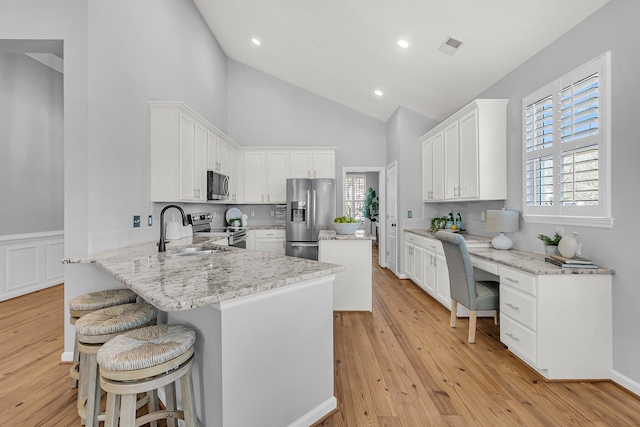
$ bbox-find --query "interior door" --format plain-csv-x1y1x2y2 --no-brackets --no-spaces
386,162,397,274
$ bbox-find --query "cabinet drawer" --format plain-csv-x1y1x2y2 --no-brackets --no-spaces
500,285,536,331
500,315,536,364
422,237,443,254
405,233,423,247
499,266,536,296
255,229,285,239
470,256,498,275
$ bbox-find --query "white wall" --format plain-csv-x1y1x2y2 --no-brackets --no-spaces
0,53,63,235
386,106,438,275
456,0,640,391
226,59,387,205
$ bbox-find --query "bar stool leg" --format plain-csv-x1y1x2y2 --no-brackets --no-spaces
71,332,80,388
180,370,197,427
165,382,178,427
85,352,101,427
104,392,120,427
147,390,159,427
119,394,137,427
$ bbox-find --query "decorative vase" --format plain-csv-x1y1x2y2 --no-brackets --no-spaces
544,245,560,256
558,231,581,258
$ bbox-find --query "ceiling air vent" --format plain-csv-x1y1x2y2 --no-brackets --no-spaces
438,36,464,56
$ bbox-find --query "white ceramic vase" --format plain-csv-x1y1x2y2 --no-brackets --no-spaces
558,231,581,258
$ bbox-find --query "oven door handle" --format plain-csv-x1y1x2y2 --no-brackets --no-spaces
290,242,318,247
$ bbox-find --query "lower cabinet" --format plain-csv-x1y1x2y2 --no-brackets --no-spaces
252,229,286,255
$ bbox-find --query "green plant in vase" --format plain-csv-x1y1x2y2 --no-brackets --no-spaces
538,232,562,256
362,188,379,221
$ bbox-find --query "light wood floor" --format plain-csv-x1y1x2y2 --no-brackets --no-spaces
2,248,640,426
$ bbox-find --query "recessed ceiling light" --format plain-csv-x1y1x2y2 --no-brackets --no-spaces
397,39,409,49
251,38,261,46
374,90,384,97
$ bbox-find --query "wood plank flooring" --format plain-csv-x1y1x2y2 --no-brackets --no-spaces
320,246,640,427
1,247,640,426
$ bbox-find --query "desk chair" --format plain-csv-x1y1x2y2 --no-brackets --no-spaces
435,231,500,343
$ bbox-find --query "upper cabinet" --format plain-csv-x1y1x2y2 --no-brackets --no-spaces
289,150,335,179
150,102,337,204
421,99,508,202
150,101,241,203
241,150,290,204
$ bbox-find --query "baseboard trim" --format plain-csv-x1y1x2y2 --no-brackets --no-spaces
288,396,337,427
612,369,640,397
61,351,73,362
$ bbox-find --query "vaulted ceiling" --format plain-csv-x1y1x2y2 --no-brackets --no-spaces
194,0,609,122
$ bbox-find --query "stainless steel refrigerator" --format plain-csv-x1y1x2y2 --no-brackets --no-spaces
286,178,336,260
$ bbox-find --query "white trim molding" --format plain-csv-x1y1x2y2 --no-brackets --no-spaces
523,214,614,229
0,230,64,302
611,370,640,398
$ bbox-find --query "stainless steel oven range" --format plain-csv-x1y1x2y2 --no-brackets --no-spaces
187,212,247,248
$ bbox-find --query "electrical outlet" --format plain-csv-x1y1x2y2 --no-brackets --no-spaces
480,211,486,222
148,215,153,226
407,211,412,218
213,212,217,219
133,215,141,228
271,211,275,217
251,211,255,217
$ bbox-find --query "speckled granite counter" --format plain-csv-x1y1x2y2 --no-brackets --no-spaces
318,230,376,241
405,228,491,246
68,237,344,311
405,228,613,274
467,247,615,275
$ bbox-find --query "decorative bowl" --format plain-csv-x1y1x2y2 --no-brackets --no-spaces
332,223,361,235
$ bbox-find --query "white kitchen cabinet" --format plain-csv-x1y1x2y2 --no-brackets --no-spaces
420,99,508,202
253,229,286,255
151,101,240,203
434,253,451,307
289,150,335,179
494,264,612,380
242,151,289,203
151,103,208,202
404,233,425,288
421,131,444,202
245,230,256,250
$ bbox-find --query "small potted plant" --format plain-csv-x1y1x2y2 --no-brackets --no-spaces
538,233,562,256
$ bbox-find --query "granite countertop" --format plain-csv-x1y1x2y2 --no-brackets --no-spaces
405,229,492,246
468,247,615,275
405,228,613,275
318,230,376,241
67,236,344,311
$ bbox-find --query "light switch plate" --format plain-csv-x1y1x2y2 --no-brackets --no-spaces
133,215,141,228
407,211,412,218
148,215,153,226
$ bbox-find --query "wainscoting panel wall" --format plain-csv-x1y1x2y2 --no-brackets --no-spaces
0,231,64,302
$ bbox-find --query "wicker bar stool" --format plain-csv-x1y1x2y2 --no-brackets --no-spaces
98,324,197,427
75,303,158,427
68,289,138,388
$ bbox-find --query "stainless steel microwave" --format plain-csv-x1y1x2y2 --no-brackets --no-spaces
207,171,230,200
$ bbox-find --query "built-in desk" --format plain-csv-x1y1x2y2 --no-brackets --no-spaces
405,230,614,380
468,247,613,381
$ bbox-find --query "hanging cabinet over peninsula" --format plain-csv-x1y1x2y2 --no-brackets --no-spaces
421,99,508,202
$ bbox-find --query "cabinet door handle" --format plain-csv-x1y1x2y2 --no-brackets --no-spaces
504,277,519,284
506,332,520,342
505,302,520,311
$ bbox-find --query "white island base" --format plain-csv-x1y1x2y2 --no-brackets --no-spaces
163,275,336,427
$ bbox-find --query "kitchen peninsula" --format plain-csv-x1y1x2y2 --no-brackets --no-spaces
68,236,344,427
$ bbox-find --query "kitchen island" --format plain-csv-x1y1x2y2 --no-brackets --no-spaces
318,230,375,311
68,236,344,427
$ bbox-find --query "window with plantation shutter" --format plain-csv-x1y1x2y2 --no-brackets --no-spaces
522,52,612,228
345,175,366,221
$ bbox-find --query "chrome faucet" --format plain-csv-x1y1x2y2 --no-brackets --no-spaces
158,205,188,252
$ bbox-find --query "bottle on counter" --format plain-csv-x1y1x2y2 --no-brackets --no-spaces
455,211,462,230
446,210,454,229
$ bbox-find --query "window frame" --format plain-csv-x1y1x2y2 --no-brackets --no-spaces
345,174,367,221
522,52,613,229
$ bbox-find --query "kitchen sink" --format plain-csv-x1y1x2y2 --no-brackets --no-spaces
168,247,222,256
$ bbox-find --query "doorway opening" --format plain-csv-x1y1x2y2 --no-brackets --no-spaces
341,167,386,267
